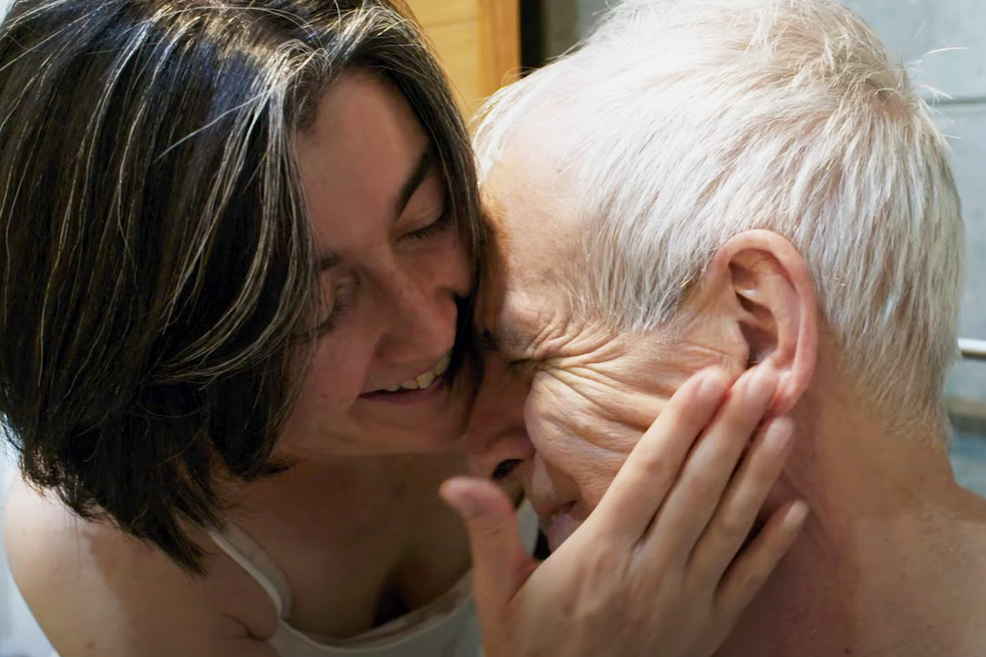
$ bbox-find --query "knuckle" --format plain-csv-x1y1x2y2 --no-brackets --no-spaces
687,469,719,501
634,450,677,487
716,513,750,546
723,567,762,605
471,519,506,543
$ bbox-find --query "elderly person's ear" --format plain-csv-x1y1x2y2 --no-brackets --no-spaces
709,229,818,415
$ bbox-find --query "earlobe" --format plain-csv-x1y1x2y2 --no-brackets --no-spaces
717,230,818,415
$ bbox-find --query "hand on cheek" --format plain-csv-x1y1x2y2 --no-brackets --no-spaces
440,365,807,657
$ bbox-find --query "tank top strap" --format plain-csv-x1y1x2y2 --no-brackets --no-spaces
207,522,293,619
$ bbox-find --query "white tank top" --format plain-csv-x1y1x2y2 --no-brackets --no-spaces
207,503,539,657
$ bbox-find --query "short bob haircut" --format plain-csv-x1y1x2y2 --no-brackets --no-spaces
0,0,481,573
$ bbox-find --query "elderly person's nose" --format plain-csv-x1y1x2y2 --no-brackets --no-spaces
466,350,534,479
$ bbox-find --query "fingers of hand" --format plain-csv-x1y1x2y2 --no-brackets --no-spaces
713,499,808,624
687,416,795,588
439,477,533,613
584,367,730,542
642,365,778,563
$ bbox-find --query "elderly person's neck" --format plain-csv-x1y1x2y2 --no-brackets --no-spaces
719,355,986,657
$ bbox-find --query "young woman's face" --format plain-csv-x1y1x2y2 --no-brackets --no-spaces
279,71,475,458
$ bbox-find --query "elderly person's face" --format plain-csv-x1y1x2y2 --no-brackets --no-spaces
470,125,763,550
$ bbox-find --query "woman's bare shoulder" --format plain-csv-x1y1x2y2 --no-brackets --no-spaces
3,471,277,657
5,470,116,566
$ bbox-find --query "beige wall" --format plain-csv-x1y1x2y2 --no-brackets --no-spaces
407,0,520,116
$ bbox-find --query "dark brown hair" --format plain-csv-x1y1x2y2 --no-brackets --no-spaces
0,0,481,573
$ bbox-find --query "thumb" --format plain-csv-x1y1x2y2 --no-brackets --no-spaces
440,476,536,616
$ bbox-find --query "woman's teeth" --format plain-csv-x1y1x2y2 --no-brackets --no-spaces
385,354,451,392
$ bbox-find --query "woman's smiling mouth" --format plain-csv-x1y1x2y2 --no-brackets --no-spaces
360,352,453,402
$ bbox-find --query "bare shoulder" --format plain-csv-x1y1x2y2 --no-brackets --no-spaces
3,472,277,657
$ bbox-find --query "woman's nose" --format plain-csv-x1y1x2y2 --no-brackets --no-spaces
374,271,459,368
466,350,534,479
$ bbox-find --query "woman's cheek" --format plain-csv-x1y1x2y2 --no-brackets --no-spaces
305,336,368,407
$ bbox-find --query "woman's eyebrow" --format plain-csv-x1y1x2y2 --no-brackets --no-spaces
317,148,437,270
393,147,437,220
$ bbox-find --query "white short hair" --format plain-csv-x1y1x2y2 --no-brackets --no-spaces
474,0,964,417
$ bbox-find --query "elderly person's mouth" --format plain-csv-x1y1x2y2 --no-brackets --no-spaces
533,500,580,552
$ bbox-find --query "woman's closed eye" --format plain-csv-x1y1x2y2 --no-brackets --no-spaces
317,277,358,333
400,199,452,242
397,163,453,243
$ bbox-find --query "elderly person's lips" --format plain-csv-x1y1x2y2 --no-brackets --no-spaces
533,500,579,551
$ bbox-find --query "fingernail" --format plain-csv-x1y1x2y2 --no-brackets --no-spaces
787,500,809,527
745,365,776,405
440,479,480,517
